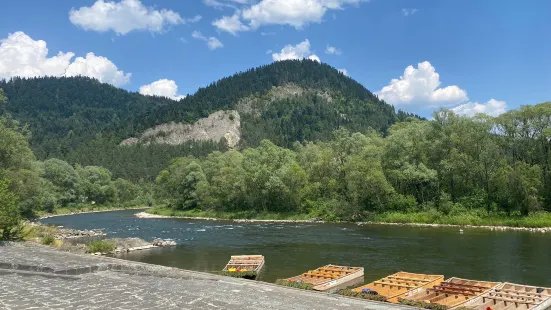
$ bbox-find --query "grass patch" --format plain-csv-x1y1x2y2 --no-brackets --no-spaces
40,234,55,245
147,208,312,221
338,289,388,302
398,298,448,310
368,211,551,228
220,271,257,279
86,240,115,253
20,223,59,241
275,279,314,290
37,204,150,218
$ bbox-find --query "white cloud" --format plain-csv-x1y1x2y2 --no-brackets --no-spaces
308,55,321,63
212,14,250,35
402,8,418,16
272,39,320,62
69,0,199,35
325,45,342,55
0,32,74,79
338,68,348,76
451,99,507,117
214,0,367,34
192,31,224,50
139,79,185,100
377,61,468,107
0,31,130,86
204,0,252,10
187,15,203,23
65,52,131,86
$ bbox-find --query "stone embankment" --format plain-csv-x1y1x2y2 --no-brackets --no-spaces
100,237,176,256
55,228,105,239
0,244,409,309
28,223,176,255
357,221,551,233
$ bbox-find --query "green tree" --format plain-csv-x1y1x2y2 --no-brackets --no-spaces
0,179,21,240
113,178,139,203
179,162,208,210
42,158,78,206
383,121,438,204
76,165,116,204
491,162,542,215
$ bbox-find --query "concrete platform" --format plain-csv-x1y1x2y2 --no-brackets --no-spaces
0,244,414,309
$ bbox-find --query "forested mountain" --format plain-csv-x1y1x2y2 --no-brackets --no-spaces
0,60,419,180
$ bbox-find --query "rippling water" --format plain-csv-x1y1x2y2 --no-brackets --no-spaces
41,209,551,285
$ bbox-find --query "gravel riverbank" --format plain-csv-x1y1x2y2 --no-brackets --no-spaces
39,207,147,220
135,211,551,233
134,211,324,223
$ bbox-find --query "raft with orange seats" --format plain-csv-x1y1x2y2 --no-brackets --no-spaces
283,264,364,292
452,282,551,310
402,277,500,308
353,271,445,303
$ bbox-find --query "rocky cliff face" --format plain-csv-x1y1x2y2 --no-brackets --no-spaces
120,110,241,148
119,84,333,149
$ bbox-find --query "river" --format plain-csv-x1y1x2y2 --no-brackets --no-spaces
41,209,551,286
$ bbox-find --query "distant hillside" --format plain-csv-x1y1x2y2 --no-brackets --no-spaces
0,60,420,180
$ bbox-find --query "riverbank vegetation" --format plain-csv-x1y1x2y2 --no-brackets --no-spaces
153,102,551,227
337,289,388,302
0,90,149,240
275,279,314,290
86,240,115,254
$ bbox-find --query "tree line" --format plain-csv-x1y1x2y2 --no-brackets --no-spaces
155,102,551,220
0,89,149,239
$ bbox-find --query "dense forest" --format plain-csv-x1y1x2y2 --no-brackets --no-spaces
0,60,418,180
154,103,551,224
0,89,148,239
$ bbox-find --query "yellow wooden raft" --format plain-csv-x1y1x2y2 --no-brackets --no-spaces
222,255,265,273
404,277,500,308
353,271,444,303
453,282,551,310
284,264,364,292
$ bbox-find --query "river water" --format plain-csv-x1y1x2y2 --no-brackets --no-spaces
41,209,551,286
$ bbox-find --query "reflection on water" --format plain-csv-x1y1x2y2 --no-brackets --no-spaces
42,210,551,285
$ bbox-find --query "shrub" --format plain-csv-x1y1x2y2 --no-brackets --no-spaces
0,179,21,241
40,234,55,245
87,240,115,253
220,271,257,279
398,298,448,310
338,289,388,302
275,279,314,290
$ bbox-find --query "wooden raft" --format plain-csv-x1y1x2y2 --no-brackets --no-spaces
353,271,444,303
222,255,265,279
284,264,364,292
453,282,551,310
403,277,500,308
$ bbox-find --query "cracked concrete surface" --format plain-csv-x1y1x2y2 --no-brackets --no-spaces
0,244,413,310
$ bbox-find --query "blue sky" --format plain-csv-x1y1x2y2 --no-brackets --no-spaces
0,0,549,117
